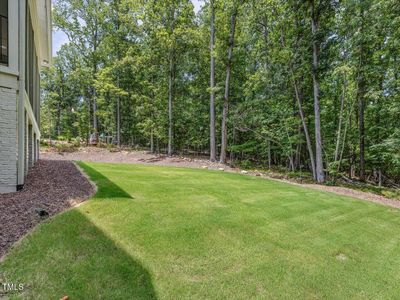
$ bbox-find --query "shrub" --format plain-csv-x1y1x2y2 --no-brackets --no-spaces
55,143,78,153
72,137,81,148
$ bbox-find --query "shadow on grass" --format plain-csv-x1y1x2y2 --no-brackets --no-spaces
0,209,157,299
77,162,133,199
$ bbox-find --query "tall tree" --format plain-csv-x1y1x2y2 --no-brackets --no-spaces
220,1,241,164
356,1,367,182
53,0,108,141
209,0,217,162
309,0,325,182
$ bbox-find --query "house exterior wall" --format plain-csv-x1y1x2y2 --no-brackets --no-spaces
0,0,51,193
0,87,18,193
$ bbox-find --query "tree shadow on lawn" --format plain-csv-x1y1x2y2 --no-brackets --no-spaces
77,162,134,200
0,209,157,299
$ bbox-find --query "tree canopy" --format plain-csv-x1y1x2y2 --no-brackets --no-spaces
42,0,400,185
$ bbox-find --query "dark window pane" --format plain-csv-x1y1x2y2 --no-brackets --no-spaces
0,0,8,65
0,0,7,17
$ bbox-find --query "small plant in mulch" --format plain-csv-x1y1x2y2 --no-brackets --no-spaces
35,208,49,219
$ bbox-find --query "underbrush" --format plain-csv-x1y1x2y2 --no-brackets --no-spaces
339,182,400,200
232,160,399,201
40,139,80,153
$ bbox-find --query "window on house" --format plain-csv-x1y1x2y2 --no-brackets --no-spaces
0,0,8,65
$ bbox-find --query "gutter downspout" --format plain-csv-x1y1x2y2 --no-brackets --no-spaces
17,0,26,187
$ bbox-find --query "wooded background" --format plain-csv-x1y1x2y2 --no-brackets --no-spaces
42,0,400,184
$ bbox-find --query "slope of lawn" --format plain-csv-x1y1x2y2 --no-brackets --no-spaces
1,162,400,299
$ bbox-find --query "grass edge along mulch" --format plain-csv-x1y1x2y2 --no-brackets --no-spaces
0,160,95,259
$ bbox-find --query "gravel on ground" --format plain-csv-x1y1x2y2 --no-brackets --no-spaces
42,147,400,209
0,160,95,259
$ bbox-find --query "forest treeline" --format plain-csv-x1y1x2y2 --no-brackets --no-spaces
42,0,400,184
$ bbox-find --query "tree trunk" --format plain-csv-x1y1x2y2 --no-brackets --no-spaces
348,108,355,179
375,66,385,186
209,0,216,162
168,50,174,157
117,96,121,147
115,3,122,148
310,0,325,183
56,101,61,137
284,10,316,179
334,77,346,162
86,96,91,146
268,139,271,170
338,98,356,172
294,127,302,170
91,25,99,142
289,156,295,172
291,70,317,180
358,83,366,181
48,105,52,143
357,4,367,182
220,4,239,164
230,126,236,163
378,169,382,187
150,130,154,153
93,97,98,131
92,67,98,144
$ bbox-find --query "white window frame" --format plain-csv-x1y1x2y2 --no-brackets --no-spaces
0,0,19,76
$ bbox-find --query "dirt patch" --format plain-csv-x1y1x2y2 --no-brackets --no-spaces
298,183,400,209
41,147,400,209
335,253,347,261
244,174,400,209
0,160,95,259
41,147,233,170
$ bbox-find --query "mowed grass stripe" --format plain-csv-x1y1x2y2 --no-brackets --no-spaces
1,162,400,299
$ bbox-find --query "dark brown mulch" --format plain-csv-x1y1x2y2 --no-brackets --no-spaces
0,160,95,259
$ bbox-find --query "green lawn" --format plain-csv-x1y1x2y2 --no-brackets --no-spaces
1,162,400,299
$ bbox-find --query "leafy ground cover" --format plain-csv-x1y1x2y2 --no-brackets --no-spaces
1,162,400,299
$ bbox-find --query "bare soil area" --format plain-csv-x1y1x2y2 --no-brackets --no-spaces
42,147,400,209
0,160,95,259
41,147,233,170
299,183,400,209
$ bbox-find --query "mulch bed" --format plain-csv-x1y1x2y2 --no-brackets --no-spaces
0,160,95,259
